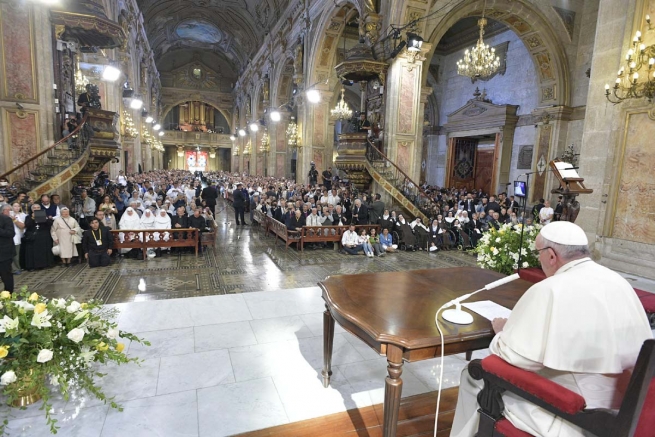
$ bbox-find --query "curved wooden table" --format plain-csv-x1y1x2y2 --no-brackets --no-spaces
319,267,532,437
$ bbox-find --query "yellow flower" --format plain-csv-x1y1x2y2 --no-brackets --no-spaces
0,291,10,299
34,303,47,314
490,247,496,252
0,345,9,358
81,303,88,310
96,342,109,352
28,292,39,302
115,343,125,353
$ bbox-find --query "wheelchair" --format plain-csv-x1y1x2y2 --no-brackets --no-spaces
454,228,473,251
392,229,418,251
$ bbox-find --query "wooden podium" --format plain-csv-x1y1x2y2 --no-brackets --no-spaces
549,159,593,223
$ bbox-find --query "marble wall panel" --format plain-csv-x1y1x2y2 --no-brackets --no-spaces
3,109,39,169
276,153,285,177
0,3,37,102
276,121,286,151
398,68,416,134
312,149,323,174
397,141,412,175
612,112,655,244
531,125,551,203
256,154,264,176
312,106,325,147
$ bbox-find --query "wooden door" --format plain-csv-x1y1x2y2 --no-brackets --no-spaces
474,149,494,195
448,138,478,191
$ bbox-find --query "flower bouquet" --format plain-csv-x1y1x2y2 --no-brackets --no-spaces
0,287,149,435
473,223,542,275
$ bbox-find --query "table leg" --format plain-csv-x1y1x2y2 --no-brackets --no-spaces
383,344,404,437
321,306,335,388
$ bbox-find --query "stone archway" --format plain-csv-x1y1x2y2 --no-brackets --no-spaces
422,0,570,107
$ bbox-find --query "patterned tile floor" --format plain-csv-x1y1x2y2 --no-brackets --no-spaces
13,199,478,304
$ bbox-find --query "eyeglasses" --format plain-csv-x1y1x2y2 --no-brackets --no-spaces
533,246,553,256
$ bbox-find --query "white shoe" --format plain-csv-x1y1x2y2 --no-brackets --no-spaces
367,253,374,257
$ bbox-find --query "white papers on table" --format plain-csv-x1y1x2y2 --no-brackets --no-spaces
462,300,512,321
554,161,581,180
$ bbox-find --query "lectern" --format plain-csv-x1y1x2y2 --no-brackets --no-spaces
549,159,593,223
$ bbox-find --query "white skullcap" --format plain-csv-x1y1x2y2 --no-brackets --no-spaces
540,221,588,246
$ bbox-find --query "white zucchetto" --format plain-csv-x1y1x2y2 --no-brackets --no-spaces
540,221,588,246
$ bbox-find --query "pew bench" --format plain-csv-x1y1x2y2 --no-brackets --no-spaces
267,218,302,249
300,225,381,252
110,228,199,259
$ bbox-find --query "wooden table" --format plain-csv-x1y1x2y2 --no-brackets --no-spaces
319,267,532,437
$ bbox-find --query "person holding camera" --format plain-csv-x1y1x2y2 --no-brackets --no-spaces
308,162,318,187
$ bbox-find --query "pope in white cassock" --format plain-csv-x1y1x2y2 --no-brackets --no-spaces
450,221,653,437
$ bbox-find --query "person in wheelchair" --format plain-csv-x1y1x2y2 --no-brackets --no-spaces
428,218,444,252
410,217,430,251
394,214,417,251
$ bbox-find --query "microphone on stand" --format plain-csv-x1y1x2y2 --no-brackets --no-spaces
438,273,520,325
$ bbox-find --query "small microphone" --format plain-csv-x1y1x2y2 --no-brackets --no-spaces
439,273,521,325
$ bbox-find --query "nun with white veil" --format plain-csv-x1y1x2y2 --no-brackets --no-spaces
118,207,142,253
154,208,171,254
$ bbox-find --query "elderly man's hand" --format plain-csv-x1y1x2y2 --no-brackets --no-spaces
492,318,508,334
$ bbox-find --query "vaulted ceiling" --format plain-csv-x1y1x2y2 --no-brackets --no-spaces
135,0,291,73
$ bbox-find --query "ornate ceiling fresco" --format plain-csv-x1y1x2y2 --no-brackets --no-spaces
135,0,291,72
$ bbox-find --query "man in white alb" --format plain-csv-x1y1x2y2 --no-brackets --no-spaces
450,221,653,437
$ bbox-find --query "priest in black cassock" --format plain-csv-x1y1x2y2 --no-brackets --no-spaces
21,204,54,270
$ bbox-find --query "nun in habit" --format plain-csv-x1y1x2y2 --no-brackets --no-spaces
450,222,653,437
118,207,142,254
22,204,54,270
394,214,416,250
154,209,171,255
410,217,429,250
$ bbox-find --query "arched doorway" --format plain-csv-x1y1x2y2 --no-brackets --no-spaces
418,0,571,198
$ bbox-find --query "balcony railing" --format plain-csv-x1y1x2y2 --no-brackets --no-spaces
161,130,233,147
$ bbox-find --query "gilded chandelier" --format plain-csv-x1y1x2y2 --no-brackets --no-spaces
605,16,655,104
456,2,500,79
286,117,300,150
330,87,353,120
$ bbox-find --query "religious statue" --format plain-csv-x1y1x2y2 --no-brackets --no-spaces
245,96,251,117
262,75,270,102
293,38,303,78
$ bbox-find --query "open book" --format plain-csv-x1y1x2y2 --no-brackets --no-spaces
554,161,580,180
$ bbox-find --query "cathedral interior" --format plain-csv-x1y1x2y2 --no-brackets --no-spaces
0,0,655,435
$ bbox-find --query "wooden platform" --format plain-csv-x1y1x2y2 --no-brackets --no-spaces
236,388,458,437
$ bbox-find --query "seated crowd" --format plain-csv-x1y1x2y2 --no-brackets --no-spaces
218,173,562,256
1,169,219,273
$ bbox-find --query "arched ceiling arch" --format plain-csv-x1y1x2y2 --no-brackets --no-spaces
135,0,292,72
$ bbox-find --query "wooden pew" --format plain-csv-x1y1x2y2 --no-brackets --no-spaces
300,224,381,252
267,218,302,249
110,228,199,259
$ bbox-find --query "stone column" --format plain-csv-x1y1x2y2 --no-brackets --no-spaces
529,106,573,204
383,43,431,183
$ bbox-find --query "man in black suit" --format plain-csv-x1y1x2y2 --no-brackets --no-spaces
351,199,369,225
285,209,306,231
467,212,483,247
201,183,218,214
188,208,208,251
0,205,16,292
485,195,501,216
232,183,247,225
531,198,545,221
554,195,564,221
464,193,475,217
369,194,385,225
507,195,520,215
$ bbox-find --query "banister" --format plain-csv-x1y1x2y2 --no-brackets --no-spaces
0,114,89,181
366,139,430,198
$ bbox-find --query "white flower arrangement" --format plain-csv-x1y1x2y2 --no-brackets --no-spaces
0,287,150,435
473,223,542,275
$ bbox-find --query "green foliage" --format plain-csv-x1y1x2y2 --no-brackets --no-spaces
0,286,149,435
473,223,542,275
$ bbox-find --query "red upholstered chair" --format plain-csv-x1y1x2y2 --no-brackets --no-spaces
468,339,655,437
